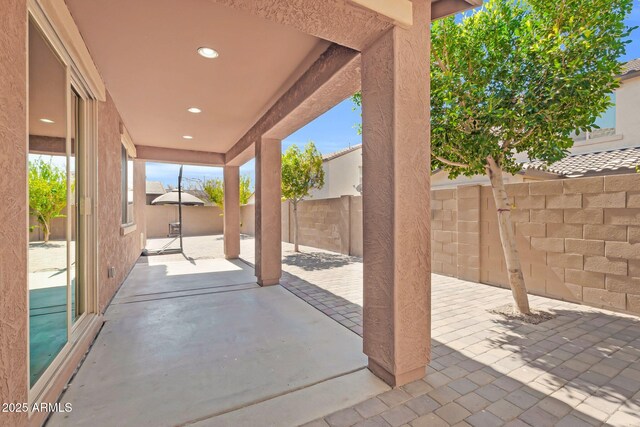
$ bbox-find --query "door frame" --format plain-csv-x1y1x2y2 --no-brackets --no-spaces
27,0,101,407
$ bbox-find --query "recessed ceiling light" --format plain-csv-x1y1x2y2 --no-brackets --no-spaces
187,107,202,114
183,135,193,140
197,47,219,59
40,118,55,124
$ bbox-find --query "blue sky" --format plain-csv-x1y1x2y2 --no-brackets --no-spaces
146,97,362,189
624,0,640,61
148,1,640,189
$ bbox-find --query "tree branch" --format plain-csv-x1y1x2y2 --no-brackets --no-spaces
433,155,469,168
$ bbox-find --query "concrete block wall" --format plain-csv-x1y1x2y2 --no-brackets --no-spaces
475,174,640,315
431,188,459,277
456,185,481,282
283,196,352,254
239,173,640,316
241,196,362,256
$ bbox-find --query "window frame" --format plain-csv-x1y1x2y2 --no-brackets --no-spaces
120,144,136,234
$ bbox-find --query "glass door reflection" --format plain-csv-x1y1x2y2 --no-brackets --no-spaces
28,19,69,386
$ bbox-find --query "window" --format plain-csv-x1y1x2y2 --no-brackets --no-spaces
121,145,134,225
574,93,616,141
593,93,616,136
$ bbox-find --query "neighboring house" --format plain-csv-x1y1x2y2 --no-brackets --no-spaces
311,60,640,196
145,180,165,205
432,58,640,188
310,144,363,199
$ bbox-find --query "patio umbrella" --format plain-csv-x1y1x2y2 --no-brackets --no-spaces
151,189,206,206
149,171,205,255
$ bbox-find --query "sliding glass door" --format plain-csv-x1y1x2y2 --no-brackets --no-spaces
28,19,87,388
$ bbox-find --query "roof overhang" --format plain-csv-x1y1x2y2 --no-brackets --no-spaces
348,0,483,26
432,0,483,20
620,70,640,82
348,0,413,27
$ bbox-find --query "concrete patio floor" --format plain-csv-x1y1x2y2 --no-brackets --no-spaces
47,250,388,427
51,235,640,426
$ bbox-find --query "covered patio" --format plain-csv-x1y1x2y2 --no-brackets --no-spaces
56,0,478,390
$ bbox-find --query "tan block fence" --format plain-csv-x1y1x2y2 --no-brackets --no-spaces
140,173,639,315
240,197,363,257
437,173,640,316
241,173,640,315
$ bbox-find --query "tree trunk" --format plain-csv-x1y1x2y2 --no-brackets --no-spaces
293,201,299,252
486,156,531,314
43,221,50,243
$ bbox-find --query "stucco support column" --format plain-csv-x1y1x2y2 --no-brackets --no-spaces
361,0,431,387
255,138,282,286
223,165,241,259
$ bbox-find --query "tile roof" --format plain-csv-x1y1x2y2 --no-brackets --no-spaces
523,147,640,177
621,58,640,78
322,144,362,161
146,181,166,195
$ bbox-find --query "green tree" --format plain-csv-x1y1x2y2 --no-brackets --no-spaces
29,157,67,243
202,178,224,211
353,0,634,314
197,174,253,213
431,0,633,314
281,142,325,252
240,175,252,205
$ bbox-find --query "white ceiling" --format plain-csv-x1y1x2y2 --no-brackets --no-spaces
65,0,330,153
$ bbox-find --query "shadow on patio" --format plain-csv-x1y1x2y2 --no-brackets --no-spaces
282,252,357,271
277,249,640,426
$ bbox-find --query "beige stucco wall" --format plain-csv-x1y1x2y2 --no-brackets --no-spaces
615,76,640,148
0,0,29,423
311,147,362,199
97,93,147,312
349,196,363,257
145,205,223,238
240,204,255,236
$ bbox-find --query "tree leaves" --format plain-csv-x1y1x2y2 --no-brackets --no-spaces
281,142,325,204
239,175,252,205
29,157,68,241
431,0,633,178
202,178,224,209
198,175,253,212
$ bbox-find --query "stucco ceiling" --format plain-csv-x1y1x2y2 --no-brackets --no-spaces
65,0,330,153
